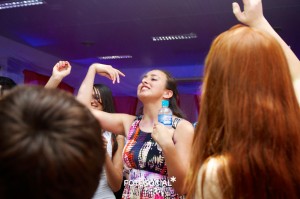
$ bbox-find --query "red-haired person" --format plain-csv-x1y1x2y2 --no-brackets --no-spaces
186,0,300,198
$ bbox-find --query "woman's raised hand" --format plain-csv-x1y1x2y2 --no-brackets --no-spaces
232,0,264,27
52,61,72,80
91,63,125,84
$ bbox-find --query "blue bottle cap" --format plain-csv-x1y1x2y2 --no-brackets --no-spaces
162,100,169,107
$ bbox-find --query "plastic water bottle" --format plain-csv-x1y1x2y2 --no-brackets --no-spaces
158,99,172,128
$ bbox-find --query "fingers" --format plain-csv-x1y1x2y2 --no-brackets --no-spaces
100,73,113,80
233,0,264,27
152,123,163,132
151,124,158,141
153,122,158,129
102,136,108,149
232,2,244,22
242,0,250,6
152,123,158,136
152,123,157,132
107,70,117,84
57,61,64,71
152,123,174,147
56,61,70,71
116,70,120,84
118,70,126,77
94,63,125,83
115,69,125,83
111,69,125,84
108,68,125,84
111,70,117,84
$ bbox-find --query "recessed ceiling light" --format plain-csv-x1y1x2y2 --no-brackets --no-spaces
81,41,95,47
0,0,45,10
98,55,133,60
152,33,197,42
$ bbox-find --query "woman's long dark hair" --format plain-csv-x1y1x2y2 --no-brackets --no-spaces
93,84,118,157
161,70,185,118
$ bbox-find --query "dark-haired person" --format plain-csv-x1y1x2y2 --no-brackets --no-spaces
77,63,194,198
46,61,125,199
0,86,105,199
186,0,300,198
0,76,17,97
91,84,125,199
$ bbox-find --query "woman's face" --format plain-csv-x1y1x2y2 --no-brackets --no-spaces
91,89,103,111
137,70,168,100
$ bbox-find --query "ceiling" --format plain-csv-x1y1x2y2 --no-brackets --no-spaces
0,0,300,96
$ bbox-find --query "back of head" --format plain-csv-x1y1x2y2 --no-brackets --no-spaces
0,86,105,199
188,25,300,198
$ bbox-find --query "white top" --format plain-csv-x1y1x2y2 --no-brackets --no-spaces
92,131,116,199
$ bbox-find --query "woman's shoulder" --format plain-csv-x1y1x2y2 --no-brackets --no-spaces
173,116,193,127
201,156,228,176
195,156,229,199
173,117,194,132
172,117,194,144
123,114,139,131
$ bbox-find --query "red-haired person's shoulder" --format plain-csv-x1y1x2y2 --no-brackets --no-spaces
195,156,229,199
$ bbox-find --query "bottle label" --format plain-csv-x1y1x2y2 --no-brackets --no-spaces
158,114,172,126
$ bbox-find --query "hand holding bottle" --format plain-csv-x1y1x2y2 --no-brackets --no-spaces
151,122,174,149
152,99,174,148
158,99,172,127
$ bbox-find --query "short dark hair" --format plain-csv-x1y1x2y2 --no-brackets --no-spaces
0,85,105,199
0,76,17,96
0,76,16,89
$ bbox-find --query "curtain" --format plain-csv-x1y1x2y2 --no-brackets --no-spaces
23,70,74,93
113,96,138,115
178,94,199,123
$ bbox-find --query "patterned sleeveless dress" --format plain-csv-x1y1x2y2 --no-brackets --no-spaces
122,116,185,199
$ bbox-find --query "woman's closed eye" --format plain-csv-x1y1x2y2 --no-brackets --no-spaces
92,94,100,100
92,94,102,104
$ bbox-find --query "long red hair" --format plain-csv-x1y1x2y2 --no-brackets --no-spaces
186,24,300,198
